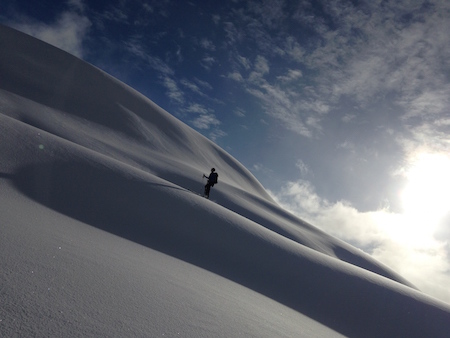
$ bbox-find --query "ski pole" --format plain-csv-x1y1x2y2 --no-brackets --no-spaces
201,175,205,195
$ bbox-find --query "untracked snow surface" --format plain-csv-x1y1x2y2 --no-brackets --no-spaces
1,25,450,337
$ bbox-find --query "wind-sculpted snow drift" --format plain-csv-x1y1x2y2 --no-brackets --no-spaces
1,25,450,337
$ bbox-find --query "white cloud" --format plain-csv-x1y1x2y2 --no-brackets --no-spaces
247,0,285,29
251,163,273,175
193,78,213,91
200,38,216,51
220,0,450,144
270,178,450,304
223,21,242,45
277,69,303,83
212,14,221,25
401,88,450,120
180,79,204,96
125,41,175,75
296,159,310,177
227,71,244,82
201,55,216,70
248,55,270,83
337,141,356,153
234,108,246,117
162,76,184,104
284,36,305,63
101,7,128,23
191,114,221,130
237,55,252,70
208,128,227,141
342,113,356,123
245,84,314,137
11,11,91,58
142,3,154,13
319,0,449,114
225,55,322,137
185,103,209,114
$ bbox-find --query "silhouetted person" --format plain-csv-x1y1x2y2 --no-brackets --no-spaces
203,168,218,199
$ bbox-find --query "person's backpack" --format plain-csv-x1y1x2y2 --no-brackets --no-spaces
210,172,218,185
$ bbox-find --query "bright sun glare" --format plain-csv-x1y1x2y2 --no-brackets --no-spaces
400,153,450,239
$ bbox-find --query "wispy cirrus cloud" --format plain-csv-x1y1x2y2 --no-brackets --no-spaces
162,76,185,104
199,38,216,51
185,103,209,115
125,35,224,137
228,54,327,137
191,113,221,130
295,159,311,177
125,40,188,105
180,79,207,97
126,40,175,76
308,1,450,117
183,102,224,137
247,0,286,29
100,6,128,24
222,0,450,146
227,71,245,82
200,55,216,71
276,69,302,83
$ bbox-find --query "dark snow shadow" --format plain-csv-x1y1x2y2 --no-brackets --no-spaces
14,161,183,242
0,172,14,179
13,160,450,338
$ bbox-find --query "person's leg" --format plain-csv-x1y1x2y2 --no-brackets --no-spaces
204,183,211,197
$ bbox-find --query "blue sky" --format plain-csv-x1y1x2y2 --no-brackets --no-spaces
2,0,450,303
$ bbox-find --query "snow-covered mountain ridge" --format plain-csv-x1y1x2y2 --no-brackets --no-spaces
1,24,449,337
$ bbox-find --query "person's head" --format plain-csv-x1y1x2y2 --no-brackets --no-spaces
211,168,215,172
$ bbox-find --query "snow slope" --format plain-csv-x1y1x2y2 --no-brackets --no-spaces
1,24,450,337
